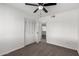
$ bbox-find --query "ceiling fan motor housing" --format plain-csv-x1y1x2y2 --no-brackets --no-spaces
38,6,43,10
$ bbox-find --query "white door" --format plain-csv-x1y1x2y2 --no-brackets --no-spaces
24,19,35,46
35,22,42,43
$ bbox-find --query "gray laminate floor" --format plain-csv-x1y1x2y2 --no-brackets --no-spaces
4,39,78,56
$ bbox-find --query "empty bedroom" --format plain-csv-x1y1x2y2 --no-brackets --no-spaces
0,3,79,56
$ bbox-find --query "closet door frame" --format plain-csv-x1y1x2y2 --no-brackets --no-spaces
24,18,35,46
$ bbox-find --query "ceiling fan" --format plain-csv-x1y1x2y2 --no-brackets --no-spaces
25,3,57,13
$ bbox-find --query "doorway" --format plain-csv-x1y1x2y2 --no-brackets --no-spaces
41,23,46,42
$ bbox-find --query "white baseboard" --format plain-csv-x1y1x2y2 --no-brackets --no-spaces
47,40,76,50
0,41,36,56
0,45,24,56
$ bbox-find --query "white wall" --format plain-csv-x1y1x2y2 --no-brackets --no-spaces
42,26,46,35
42,26,46,31
0,4,26,55
39,9,78,50
77,10,79,53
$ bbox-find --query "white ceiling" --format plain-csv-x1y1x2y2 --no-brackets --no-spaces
7,3,79,18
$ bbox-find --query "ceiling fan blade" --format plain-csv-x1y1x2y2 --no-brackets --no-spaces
43,8,48,13
38,3,44,5
25,3,38,6
33,8,39,13
44,3,57,6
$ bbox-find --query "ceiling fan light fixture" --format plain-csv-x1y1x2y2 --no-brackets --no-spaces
38,6,43,10
25,3,57,13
